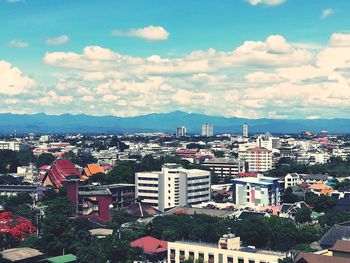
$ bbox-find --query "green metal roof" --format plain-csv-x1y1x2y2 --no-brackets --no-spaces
46,254,76,263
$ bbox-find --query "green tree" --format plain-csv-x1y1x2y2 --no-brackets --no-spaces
295,208,311,224
35,153,55,167
40,197,76,256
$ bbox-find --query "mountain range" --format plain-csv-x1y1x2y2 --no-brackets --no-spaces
1,111,350,134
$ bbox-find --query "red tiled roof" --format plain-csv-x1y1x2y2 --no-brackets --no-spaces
330,240,350,253
44,159,80,188
130,236,167,254
295,252,350,263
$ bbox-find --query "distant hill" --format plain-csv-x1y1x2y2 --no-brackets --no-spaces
0,111,349,134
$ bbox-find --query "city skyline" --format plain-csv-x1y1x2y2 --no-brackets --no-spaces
1,0,350,119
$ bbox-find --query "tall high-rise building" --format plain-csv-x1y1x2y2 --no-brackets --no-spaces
176,126,186,138
243,123,248,138
201,123,213,137
135,163,211,212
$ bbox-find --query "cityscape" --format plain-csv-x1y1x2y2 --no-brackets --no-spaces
1,0,350,263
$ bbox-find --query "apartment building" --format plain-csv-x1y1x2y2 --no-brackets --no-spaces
176,126,187,138
232,176,281,208
135,163,211,212
244,147,272,172
202,123,214,137
203,158,245,180
168,234,285,263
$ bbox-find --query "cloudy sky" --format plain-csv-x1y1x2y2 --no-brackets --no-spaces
1,0,350,119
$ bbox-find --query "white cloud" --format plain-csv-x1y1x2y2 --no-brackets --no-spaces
46,35,70,45
321,8,334,19
246,0,286,6
0,61,35,95
328,33,350,47
13,32,350,119
9,39,28,48
112,25,169,41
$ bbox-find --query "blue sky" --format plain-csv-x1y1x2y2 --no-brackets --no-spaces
1,0,350,119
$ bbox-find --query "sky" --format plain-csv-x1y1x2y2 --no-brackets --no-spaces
1,0,350,119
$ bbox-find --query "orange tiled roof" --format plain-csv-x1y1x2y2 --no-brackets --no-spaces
87,164,104,175
309,183,331,190
84,167,92,177
320,189,334,196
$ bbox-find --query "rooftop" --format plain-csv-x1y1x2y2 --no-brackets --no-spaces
0,247,43,261
46,254,77,263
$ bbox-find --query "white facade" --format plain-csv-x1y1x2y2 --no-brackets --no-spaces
135,164,211,212
202,123,214,137
0,141,26,151
284,173,301,189
175,126,186,138
243,123,248,138
168,235,284,263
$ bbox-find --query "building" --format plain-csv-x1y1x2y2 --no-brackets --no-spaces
0,141,26,151
244,147,272,172
135,163,211,212
168,234,285,263
0,248,44,263
243,123,248,138
203,158,245,180
232,176,281,208
42,159,81,188
82,164,105,178
284,173,301,189
87,183,135,208
176,126,186,138
131,236,168,263
202,123,214,137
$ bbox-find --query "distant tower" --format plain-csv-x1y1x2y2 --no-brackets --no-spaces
176,126,187,138
243,123,248,138
201,123,213,137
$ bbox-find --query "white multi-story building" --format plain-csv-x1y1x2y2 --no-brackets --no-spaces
176,126,187,138
243,123,248,138
202,123,214,137
135,163,211,212
243,147,272,172
0,141,26,151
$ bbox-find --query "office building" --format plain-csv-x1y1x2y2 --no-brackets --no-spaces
175,126,186,138
243,123,248,138
244,147,272,172
201,123,214,137
168,234,285,263
135,163,211,212
232,176,281,207
203,158,245,181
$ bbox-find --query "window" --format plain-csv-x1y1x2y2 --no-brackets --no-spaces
238,258,244,263
179,250,185,262
189,251,194,259
249,260,255,263
208,254,214,263
198,253,204,260
227,256,233,263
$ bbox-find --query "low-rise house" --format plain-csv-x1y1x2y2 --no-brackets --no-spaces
278,201,309,220
318,221,350,249
131,236,168,263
